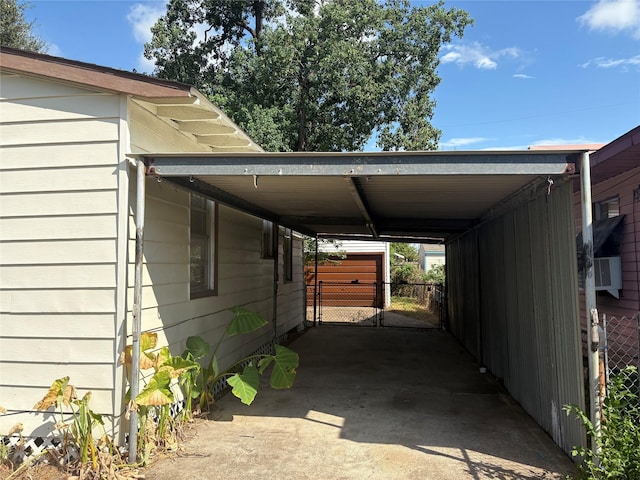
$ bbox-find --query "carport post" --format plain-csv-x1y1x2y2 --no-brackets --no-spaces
313,236,319,327
129,159,146,463
272,222,279,342
580,151,601,459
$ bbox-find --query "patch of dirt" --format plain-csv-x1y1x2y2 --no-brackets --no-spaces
1,462,68,480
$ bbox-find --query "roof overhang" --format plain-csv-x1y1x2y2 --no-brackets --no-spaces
587,125,640,185
0,47,262,153
143,150,581,243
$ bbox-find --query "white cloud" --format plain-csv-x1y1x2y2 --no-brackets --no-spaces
578,0,640,38
580,54,640,69
513,73,534,79
126,3,167,72
440,42,523,70
135,53,157,74
439,137,490,148
46,43,63,57
127,3,167,44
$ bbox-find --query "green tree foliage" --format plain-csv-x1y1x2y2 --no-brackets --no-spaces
390,262,423,284
424,263,445,284
303,237,346,265
145,0,472,152
390,243,419,265
0,0,47,52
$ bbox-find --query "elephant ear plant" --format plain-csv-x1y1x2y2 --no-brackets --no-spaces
181,306,299,411
32,377,108,473
122,307,298,462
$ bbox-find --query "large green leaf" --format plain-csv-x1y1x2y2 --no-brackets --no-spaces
162,356,199,378
155,346,171,370
226,307,268,336
227,363,259,405
270,345,298,389
185,336,209,360
135,370,174,406
140,332,158,352
257,356,274,374
210,354,219,379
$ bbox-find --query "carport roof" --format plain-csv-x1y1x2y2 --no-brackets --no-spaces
143,150,583,242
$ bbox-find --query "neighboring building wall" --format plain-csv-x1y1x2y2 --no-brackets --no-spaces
0,72,128,435
418,244,445,273
574,166,640,320
447,179,585,455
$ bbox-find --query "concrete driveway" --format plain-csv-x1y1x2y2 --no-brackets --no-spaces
144,326,577,480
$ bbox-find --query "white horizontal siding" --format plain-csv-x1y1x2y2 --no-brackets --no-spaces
277,236,305,337
321,240,387,253
1,93,120,123
1,239,117,264
1,165,118,194
1,363,114,390
130,181,305,377
1,264,117,288
0,313,115,338
1,142,119,170
127,263,189,288
0,72,98,99
0,118,119,147
0,215,117,240
0,338,115,363
1,289,117,314
0,72,125,436
0,190,118,217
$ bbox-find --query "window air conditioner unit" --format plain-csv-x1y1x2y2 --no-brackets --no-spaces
594,256,622,298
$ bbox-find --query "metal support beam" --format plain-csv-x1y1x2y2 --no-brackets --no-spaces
580,151,601,460
345,177,378,238
376,218,474,232
168,177,276,222
144,151,577,177
128,160,146,463
280,215,367,226
318,233,447,244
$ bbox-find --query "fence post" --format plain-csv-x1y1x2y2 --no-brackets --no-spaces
375,281,380,328
598,313,606,410
318,281,323,325
603,314,610,390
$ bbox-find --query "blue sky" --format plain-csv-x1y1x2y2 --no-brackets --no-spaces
25,0,640,150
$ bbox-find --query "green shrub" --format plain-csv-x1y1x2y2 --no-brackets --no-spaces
565,366,640,479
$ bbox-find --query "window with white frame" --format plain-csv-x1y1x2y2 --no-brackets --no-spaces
283,227,293,283
593,196,619,221
190,193,217,297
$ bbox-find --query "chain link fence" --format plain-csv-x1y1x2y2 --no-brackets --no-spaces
383,282,443,328
305,282,444,329
305,281,381,326
602,313,640,394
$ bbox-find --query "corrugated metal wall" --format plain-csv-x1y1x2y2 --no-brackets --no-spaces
447,179,585,455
